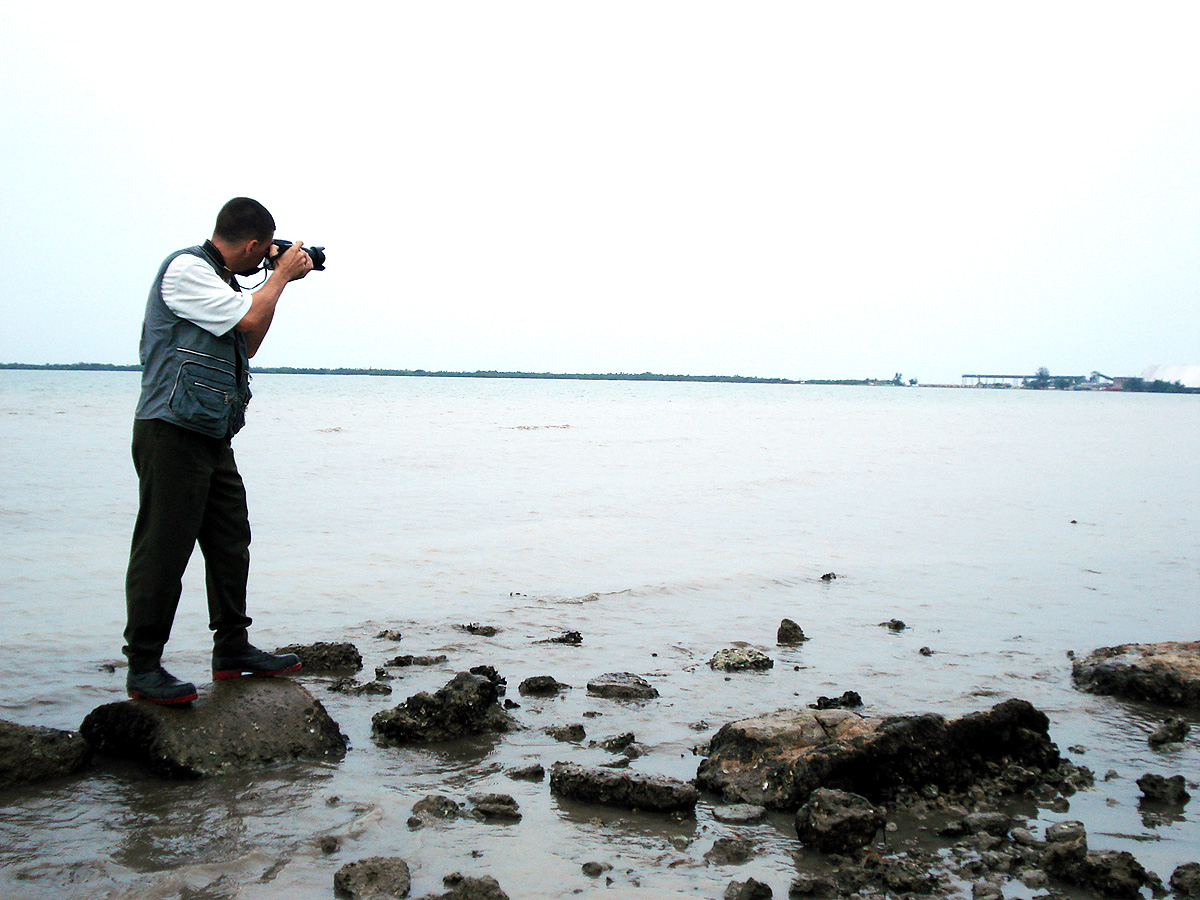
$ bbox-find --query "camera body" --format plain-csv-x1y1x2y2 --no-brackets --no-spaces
266,239,326,271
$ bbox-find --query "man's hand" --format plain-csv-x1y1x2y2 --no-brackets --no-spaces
274,240,313,282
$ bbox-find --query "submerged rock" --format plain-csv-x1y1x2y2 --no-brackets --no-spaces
1171,862,1200,897
416,873,509,900
1137,772,1190,803
710,648,774,672
712,803,767,824
810,691,862,710
549,761,698,812
544,723,586,742
468,792,521,821
696,698,1060,809
334,856,411,899
0,718,91,789
385,654,448,668
1072,640,1200,707
518,675,568,696
777,619,808,644
409,794,463,827
456,623,500,637
724,877,773,900
1148,715,1190,746
505,762,545,781
586,672,659,700
80,679,347,778
371,672,518,746
536,631,582,645
276,641,363,673
794,787,885,853
705,835,756,865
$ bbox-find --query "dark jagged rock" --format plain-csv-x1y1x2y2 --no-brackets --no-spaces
376,629,404,641
276,641,363,673
0,718,91,789
385,654,448,668
696,699,1060,809
586,672,659,699
505,762,545,781
518,675,568,696
409,794,463,827
80,679,346,778
334,856,411,898
456,623,500,636
416,873,509,900
725,876,773,899
544,723,586,742
1056,850,1152,898
1071,640,1200,707
705,835,756,865
549,761,698,812
330,677,393,696
468,792,521,821
1137,772,1190,803
794,787,885,853
710,648,774,672
371,672,518,746
1148,715,1190,746
536,631,582,645
810,691,862,710
1040,821,1153,898
468,666,506,694
788,873,839,896
1172,862,1200,897
591,732,635,752
777,619,808,644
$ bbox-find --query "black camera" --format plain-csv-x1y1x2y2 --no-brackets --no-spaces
266,239,326,271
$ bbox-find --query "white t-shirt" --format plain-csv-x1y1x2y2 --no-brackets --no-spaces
161,254,254,337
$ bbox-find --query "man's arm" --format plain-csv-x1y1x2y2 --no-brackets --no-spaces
236,241,312,358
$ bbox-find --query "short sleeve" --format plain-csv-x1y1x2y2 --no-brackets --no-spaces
161,255,254,337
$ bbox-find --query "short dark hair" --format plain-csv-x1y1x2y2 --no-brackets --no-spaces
214,197,276,242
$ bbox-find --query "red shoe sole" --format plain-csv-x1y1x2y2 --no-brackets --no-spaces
212,662,302,680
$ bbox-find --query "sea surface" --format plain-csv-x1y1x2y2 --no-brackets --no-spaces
0,371,1197,899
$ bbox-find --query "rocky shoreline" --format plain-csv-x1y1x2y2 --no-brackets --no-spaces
1,636,1196,899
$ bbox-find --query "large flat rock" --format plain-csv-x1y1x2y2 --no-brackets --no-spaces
80,678,347,778
1072,640,1200,707
696,698,1059,809
549,761,698,812
0,719,91,789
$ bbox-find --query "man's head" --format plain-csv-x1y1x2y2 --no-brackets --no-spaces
212,197,276,272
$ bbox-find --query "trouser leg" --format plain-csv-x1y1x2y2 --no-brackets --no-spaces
198,442,254,656
123,419,211,672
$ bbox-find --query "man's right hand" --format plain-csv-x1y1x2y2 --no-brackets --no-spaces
274,240,314,282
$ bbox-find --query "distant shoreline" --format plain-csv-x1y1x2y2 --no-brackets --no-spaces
0,362,899,387
3,363,1195,392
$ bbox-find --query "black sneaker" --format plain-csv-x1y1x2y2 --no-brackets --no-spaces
127,666,198,706
213,648,302,680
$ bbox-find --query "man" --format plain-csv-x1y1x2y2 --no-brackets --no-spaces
123,197,313,705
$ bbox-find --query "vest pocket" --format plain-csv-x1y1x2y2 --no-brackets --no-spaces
169,360,238,436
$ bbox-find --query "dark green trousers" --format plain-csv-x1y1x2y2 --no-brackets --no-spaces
124,418,254,671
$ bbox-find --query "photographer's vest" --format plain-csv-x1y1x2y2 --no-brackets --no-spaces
134,245,252,439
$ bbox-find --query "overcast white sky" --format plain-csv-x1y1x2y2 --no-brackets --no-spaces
1,2,1197,383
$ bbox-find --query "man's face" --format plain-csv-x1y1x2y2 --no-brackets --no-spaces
232,233,274,276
